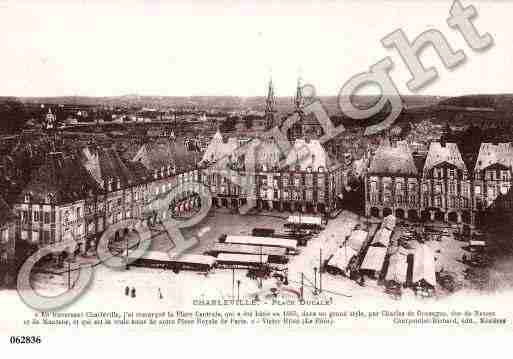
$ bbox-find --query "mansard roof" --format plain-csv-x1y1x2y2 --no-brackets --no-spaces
474,142,513,172
83,145,149,187
368,140,418,176
132,139,197,172
284,138,330,171
201,130,238,164
423,142,466,173
19,152,100,204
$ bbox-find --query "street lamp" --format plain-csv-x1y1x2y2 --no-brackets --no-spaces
125,230,130,270
313,267,318,296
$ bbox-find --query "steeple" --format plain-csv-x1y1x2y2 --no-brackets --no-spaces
265,77,276,130
294,77,304,112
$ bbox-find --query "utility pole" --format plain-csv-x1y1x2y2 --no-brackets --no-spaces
232,267,235,300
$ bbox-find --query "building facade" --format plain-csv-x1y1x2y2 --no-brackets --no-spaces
365,140,513,226
0,196,17,286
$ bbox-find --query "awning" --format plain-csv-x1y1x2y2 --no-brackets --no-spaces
328,246,358,272
469,240,486,246
385,253,408,284
412,244,436,287
371,228,392,247
360,247,387,272
348,230,368,252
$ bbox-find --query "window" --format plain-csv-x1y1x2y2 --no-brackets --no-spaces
33,211,40,222
22,210,29,224
1,229,8,244
42,231,49,244
409,195,416,206
370,182,377,193
475,186,481,195
501,170,509,181
76,207,81,219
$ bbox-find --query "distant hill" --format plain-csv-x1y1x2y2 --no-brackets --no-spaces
16,94,445,113
438,94,513,112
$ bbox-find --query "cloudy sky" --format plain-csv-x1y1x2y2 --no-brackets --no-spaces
0,0,510,97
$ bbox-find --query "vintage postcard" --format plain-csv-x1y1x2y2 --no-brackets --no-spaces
0,0,512,354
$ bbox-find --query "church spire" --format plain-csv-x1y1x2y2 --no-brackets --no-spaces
294,77,304,112
264,77,276,130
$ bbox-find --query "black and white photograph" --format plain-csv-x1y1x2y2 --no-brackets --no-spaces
0,0,512,354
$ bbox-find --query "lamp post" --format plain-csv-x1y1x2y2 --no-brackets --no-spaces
300,272,304,300
232,267,235,300
67,260,71,290
126,230,130,270
237,280,241,301
319,249,322,294
313,267,318,296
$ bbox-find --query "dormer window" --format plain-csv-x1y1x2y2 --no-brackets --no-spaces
24,194,30,203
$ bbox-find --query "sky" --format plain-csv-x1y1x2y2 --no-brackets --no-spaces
0,0,511,97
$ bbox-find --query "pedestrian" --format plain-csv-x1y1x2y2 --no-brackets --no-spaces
158,288,163,300
131,287,136,298
125,286,129,296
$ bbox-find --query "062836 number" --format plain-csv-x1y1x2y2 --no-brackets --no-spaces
9,336,41,344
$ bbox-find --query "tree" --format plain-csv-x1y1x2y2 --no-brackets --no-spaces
244,115,255,129
0,99,28,134
220,116,238,132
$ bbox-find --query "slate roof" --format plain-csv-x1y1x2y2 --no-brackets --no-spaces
201,130,238,164
133,139,198,172
474,142,513,172
368,140,418,176
82,145,149,188
19,152,100,204
284,139,329,171
423,142,466,172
